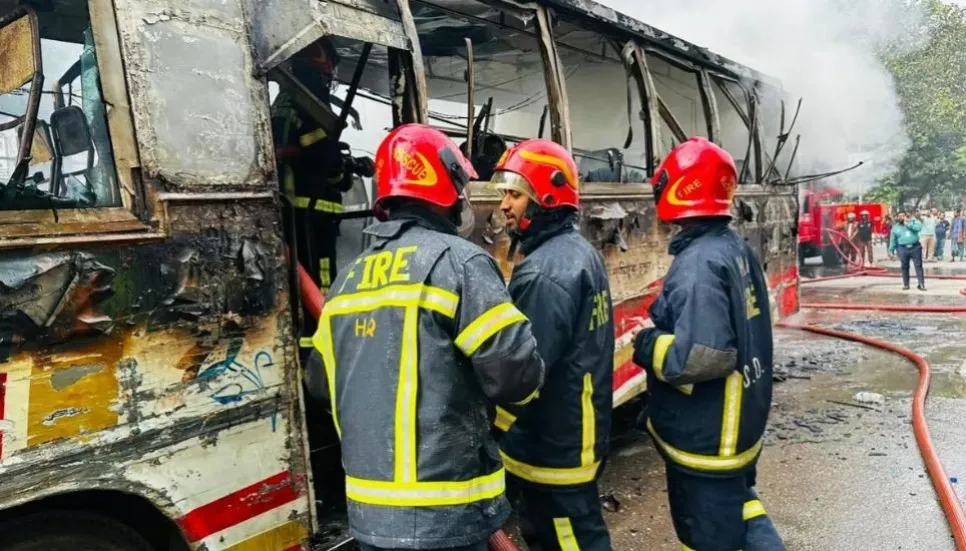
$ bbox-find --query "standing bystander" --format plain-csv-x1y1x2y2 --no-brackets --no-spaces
919,209,937,262
951,209,965,262
935,212,950,261
889,212,925,291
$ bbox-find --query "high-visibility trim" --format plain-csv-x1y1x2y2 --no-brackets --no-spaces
646,419,761,472
394,305,419,483
512,389,539,406
299,337,313,348
345,469,505,507
676,383,694,396
552,518,581,551
651,334,676,382
312,318,341,438
324,284,459,319
455,302,527,356
743,499,766,521
299,127,328,147
681,545,695,551
494,406,517,432
283,166,296,197
319,258,332,289
580,373,595,467
292,196,343,213
499,450,600,486
719,371,744,457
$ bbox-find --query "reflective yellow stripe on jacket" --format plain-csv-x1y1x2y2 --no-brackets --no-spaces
652,334,693,395
500,450,601,486
646,419,762,472
314,283,506,506
455,302,527,356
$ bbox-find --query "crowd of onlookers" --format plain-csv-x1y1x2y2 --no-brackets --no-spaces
882,208,965,262
833,207,965,291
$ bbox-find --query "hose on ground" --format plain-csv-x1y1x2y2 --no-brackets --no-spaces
294,258,522,551
800,270,966,305
822,228,883,273
777,320,966,550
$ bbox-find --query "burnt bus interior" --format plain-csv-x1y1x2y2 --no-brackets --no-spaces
0,2,120,211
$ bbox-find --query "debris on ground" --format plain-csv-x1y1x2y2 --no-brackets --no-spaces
772,345,870,383
854,391,885,405
600,492,622,513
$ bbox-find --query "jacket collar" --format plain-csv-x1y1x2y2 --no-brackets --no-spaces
668,218,731,256
365,205,459,240
519,211,579,256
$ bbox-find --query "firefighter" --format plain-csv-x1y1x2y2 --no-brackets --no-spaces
632,137,784,551
845,212,859,264
491,139,615,550
857,210,875,266
305,124,546,551
271,38,358,295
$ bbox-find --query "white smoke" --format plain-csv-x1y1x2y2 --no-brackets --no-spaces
597,0,931,194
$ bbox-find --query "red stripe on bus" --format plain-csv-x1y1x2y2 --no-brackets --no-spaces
177,470,303,542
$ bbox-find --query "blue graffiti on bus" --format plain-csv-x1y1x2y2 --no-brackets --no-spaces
198,345,275,406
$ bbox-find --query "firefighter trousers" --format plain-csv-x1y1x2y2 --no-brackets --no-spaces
665,465,784,551
507,473,613,551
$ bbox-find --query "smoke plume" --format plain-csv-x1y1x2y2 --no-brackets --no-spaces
598,0,929,194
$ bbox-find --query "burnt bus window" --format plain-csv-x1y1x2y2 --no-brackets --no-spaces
413,0,550,180
712,77,757,184
756,84,791,180
646,52,709,156
0,4,120,211
555,22,648,184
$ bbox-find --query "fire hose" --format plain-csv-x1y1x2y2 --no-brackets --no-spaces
777,319,966,549
791,261,966,548
822,227,888,274
294,257,522,551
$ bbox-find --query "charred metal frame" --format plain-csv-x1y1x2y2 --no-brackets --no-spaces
396,0,430,123
0,0,163,249
1,6,43,168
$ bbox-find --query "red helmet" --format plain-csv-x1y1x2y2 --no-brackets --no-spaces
651,137,738,222
373,124,478,215
491,139,580,210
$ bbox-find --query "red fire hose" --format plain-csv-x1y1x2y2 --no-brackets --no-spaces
801,269,966,308
778,319,966,549
822,228,888,274
293,257,522,551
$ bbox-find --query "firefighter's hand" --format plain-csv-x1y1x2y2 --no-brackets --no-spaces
629,316,648,339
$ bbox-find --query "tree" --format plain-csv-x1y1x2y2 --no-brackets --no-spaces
874,0,966,206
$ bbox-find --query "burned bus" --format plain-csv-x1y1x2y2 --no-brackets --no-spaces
0,0,798,549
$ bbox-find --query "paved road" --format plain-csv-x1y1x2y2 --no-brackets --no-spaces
593,268,966,550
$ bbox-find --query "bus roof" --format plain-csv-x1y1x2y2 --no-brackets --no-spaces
539,0,782,89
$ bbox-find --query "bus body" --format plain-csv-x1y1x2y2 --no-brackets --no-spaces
0,0,798,549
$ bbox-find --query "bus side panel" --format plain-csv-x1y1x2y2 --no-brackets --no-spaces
0,201,312,549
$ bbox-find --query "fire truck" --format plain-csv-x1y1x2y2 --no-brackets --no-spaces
0,0,799,549
798,185,887,266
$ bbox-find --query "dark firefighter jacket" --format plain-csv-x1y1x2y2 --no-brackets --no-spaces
308,207,546,549
633,220,774,477
271,90,347,294
496,214,615,488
